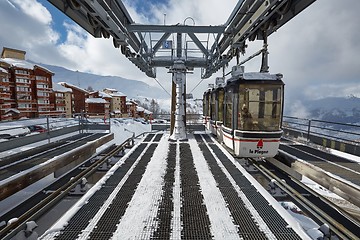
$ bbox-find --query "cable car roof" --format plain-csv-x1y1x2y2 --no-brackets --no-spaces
227,72,284,85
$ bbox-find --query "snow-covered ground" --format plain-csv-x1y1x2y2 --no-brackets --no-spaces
41,130,312,239
329,148,360,163
1,118,358,239
0,118,151,158
0,119,151,218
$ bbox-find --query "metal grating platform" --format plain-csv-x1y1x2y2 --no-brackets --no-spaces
42,133,307,240
54,143,148,239
196,134,302,240
153,133,163,142
179,143,212,239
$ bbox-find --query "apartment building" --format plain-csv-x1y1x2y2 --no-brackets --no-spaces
87,91,110,117
85,98,110,118
0,67,11,121
126,100,138,117
34,67,58,117
53,83,74,118
103,88,127,117
59,82,89,114
0,47,65,120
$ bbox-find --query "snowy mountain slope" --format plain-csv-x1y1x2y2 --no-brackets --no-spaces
285,96,360,124
32,62,169,99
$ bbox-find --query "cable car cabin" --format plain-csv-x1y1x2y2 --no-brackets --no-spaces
209,78,225,141
202,84,213,131
222,72,284,158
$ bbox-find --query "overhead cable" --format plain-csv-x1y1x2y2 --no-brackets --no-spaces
152,77,171,96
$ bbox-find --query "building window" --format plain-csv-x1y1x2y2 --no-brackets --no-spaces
16,86,31,92
1,77,9,82
16,78,30,84
38,91,49,97
38,99,49,104
18,103,32,109
17,95,31,100
35,76,47,81
15,69,29,75
37,84,48,89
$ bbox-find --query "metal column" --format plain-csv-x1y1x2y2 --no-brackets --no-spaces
170,60,187,140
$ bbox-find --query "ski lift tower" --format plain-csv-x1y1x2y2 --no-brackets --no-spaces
48,0,318,140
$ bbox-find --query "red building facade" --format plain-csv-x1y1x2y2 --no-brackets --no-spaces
0,67,11,121
0,47,66,120
59,82,89,114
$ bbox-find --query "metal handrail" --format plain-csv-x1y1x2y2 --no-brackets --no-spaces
283,116,360,144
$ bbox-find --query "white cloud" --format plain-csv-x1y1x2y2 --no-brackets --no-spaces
9,0,52,25
287,100,310,119
0,0,62,62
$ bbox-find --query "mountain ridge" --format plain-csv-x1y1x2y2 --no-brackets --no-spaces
33,61,169,99
286,96,360,124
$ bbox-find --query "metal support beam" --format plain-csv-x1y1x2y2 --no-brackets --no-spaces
127,24,225,33
170,61,187,140
260,31,269,73
177,33,182,58
152,32,172,54
187,32,209,57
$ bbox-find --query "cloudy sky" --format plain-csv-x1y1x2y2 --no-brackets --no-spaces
0,0,359,108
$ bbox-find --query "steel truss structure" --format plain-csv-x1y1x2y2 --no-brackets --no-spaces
48,0,316,78
48,0,317,140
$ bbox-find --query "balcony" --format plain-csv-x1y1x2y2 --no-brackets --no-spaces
17,94,32,100
37,95,50,99
0,105,12,111
16,88,31,93
35,79,50,84
15,70,30,75
17,99,33,104
56,104,66,108
38,104,55,111
15,82,31,87
36,85,51,90
0,92,11,98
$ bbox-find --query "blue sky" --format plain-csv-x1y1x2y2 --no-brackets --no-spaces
37,0,68,43
35,0,170,43
0,0,360,114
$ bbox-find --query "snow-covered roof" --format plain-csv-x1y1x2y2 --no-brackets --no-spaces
103,88,126,97
0,67,8,74
59,82,88,93
5,108,20,114
109,91,126,97
144,109,152,114
103,88,117,92
136,106,152,114
229,72,283,82
53,83,72,92
0,58,53,75
98,91,112,98
85,98,108,104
